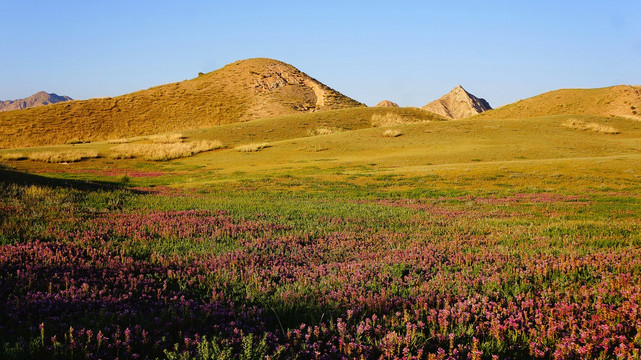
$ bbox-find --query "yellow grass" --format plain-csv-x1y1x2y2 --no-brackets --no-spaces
561,119,620,134
476,85,641,120
149,133,186,144
371,112,428,127
0,58,363,149
1,152,27,160
299,145,328,152
382,129,403,137
27,150,99,163
235,142,270,152
308,127,343,136
107,138,131,144
110,140,223,161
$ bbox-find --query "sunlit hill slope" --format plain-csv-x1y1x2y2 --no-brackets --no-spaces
0,58,363,149
476,85,641,120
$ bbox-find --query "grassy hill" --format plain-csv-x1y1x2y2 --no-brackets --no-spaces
0,58,363,149
475,85,641,120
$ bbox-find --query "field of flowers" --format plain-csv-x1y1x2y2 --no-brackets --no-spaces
1,177,640,359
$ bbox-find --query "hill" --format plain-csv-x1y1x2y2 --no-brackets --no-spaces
375,100,399,107
422,85,491,119
476,85,641,120
0,58,363,149
0,91,72,112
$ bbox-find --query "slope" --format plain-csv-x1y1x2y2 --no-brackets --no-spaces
476,85,641,120
0,58,363,149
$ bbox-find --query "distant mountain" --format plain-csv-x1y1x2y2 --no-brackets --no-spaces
422,85,491,119
0,91,72,112
475,85,641,120
375,100,399,107
0,58,364,148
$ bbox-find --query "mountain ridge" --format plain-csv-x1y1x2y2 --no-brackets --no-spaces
0,91,72,112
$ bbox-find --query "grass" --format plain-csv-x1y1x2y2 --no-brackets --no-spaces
561,118,620,134
25,150,99,163
371,111,431,127
149,133,186,143
234,142,270,152
1,166,640,358
382,129,402,137
476,85,641,120
0,152,27,161
2,106,641,358
307,127,343,136
0,58,363,149
110,140,223,160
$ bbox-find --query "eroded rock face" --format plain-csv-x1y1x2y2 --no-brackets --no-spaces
422,85,491,119
245,60,362,115
0,91,72,112
376,100,399,107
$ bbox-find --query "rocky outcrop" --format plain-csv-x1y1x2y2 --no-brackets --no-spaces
0,91,72,112
422,85,491,119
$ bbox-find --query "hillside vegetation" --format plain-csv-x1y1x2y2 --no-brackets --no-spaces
0,58,363,149
476,85,641,120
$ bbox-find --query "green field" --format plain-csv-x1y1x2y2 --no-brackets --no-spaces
1,109,641,359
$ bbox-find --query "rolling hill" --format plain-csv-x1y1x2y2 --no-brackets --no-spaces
0,91,72,112
475,85,641,120
0,58,363,149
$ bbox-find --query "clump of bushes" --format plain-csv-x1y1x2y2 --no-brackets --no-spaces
110,140,223,161
307,127,343,136
299,145,328,152
0,152,27,161
26,150,99,163
371,112,422,127
561,119,620,134
235,143,270,152
382,129,403,137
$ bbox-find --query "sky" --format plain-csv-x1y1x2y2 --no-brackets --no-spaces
1,1,640,107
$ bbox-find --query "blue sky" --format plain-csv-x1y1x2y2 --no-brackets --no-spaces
1,1,640,107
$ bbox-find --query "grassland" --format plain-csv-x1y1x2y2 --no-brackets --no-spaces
1,107,641,359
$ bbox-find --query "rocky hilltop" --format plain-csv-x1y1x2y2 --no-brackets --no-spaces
0,91,72,112
422,85,491,119
0,58,363,148
375,100,399,107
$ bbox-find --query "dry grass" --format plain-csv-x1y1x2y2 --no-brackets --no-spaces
110,140,223,161
235,142,270,152
561,119,620,134
0,58,363,149
149,133,186,144
382,129,403,137
307,127,343,136
299,145,328,152
1,152,27,161
476,85,641,120
371,113,426,127
27,150,99,163
107,138,131,144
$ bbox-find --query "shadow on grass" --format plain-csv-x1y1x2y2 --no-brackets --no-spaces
0,164,141,192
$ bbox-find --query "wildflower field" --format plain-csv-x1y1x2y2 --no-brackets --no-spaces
1,167,640,360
